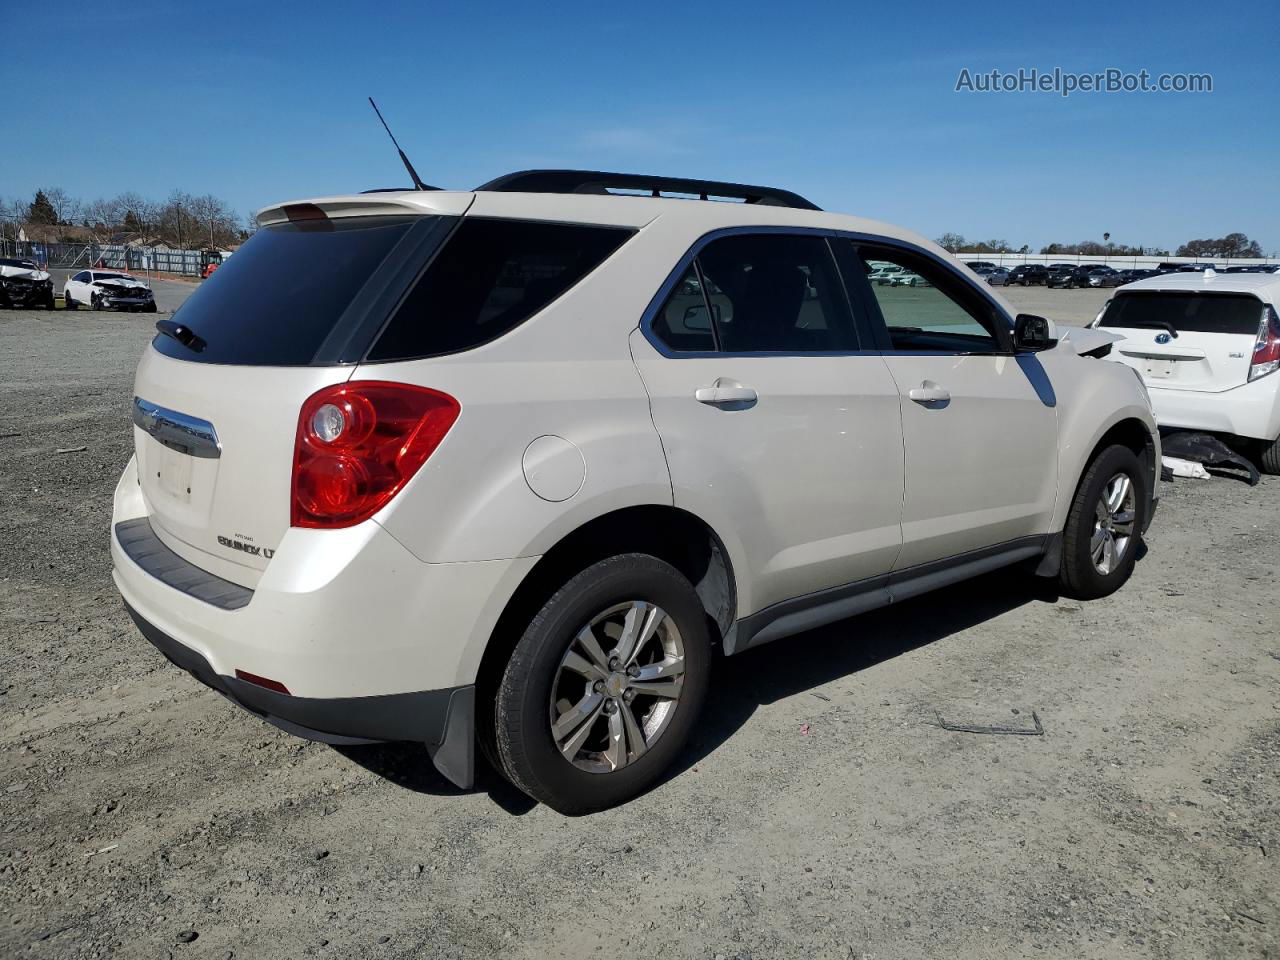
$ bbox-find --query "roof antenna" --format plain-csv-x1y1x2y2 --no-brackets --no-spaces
368,97,436,191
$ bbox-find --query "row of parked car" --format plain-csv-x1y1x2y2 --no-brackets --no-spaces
966,260,1280,289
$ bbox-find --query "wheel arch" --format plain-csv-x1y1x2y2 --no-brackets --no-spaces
475,504,736,707
1058,411,1158,534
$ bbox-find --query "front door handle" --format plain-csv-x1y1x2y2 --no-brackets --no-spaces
695,379,758,406
908,381,951,404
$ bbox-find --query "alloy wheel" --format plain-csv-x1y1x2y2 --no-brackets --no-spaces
549,601,686,774
1091,472,1136,575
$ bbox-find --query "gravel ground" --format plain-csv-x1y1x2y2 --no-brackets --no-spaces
1,290,1277,960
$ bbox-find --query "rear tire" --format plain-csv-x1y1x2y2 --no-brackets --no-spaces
1259,436,1280,475
1058,444,1147,600
493,553,711,814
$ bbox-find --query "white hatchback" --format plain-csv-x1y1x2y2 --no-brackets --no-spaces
111,170,1160,812
1091,271,1280,473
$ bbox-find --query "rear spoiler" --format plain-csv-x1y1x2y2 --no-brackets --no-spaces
255,192,474,227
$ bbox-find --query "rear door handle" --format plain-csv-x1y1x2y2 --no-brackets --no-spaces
695,380,758,406
908,381,950,404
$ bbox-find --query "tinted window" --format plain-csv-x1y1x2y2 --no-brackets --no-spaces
73,272,89,282
1100,292,1263,335
153,215,418,365
368,219,631,362
652,264,716,352
850,244,1004,352
692,234,858,353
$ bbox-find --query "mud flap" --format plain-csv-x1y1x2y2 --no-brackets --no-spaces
427,685,476,789
1034,531,1063,578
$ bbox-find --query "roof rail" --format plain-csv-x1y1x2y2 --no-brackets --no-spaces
475,169,821,211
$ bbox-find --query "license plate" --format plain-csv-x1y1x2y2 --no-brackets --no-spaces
1145,360,1175,379
158,445,193,501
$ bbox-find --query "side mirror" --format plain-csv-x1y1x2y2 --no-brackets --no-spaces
1014,313,1058,352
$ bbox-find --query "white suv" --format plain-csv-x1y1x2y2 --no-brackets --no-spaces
111,170,1160,813
1091,270,1280,473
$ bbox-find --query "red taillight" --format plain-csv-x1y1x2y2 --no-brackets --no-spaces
291,381,460,528
1251,305,1280,382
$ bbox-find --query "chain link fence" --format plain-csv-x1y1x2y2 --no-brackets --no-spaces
0,236,208,276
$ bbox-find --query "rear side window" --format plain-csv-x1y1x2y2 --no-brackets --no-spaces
651,264,717,352
1099,292,1264,335
697,234,858,353
650,233,859,354
153,216,418,365
367,219,631,362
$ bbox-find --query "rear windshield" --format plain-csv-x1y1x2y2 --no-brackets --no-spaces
153,215,419,365
1099,291,1263,336
366,218,631,362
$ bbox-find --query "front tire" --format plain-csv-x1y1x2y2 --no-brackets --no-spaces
493,554,711,814
1058,444,1146,600
1259,436,1280,475
63,292,76,310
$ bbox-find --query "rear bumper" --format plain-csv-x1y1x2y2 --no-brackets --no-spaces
1146,375,1280,442
123,599,476,786
111,456,535,699
110,455,540,788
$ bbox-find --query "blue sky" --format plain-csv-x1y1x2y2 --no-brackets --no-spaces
7,0,1277,252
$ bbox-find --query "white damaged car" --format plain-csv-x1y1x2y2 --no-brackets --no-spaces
0,257,56,309
63,269,157,312
1091,270,1280,473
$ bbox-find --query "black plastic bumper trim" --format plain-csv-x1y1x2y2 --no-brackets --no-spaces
115,519,253,610
122,600,476,788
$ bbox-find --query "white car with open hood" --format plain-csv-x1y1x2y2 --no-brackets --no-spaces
1091,270,1280,473
63,269,157,312
0,257,55,309
111,169,1160,812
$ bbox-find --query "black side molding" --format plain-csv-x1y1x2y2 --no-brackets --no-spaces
725,536,1048,654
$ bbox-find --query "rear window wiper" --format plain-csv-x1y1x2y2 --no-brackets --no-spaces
1109,319,1178,338
155,318,207,353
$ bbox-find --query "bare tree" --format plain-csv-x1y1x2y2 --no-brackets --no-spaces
188,193,238,249
83,197,124,239
113,192,153,238
0,197,20,245
42,187,81,225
